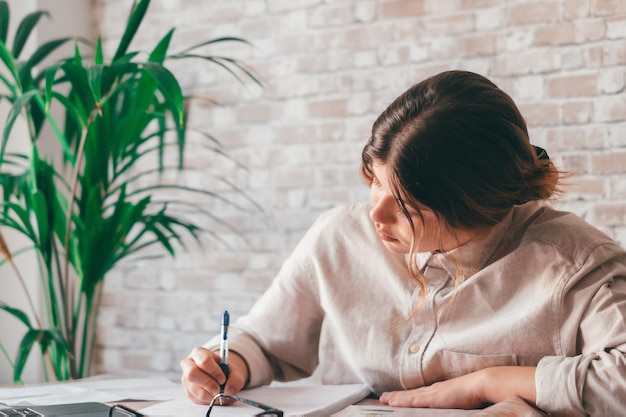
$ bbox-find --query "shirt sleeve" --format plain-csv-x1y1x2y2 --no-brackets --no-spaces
535,244,626,416
204,212,329,388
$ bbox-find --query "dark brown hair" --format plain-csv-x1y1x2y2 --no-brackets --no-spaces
361,70,562,314
362,70,560,228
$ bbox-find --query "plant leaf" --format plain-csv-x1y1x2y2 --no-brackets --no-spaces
2,201,39,243
175,36,253,55
51,91,86,130
113,111,153,160
149,28,173,63
176,54,262,87
43,65,57,110
0,71,17,97
31,190,49,251
0,213,31,239
142,62,184,126
1,90,39,164
113,0,150,61
94,37,103,65
45,328,71,356
0,226,11,260
0,1,9,44
11,328,65,383
61,54,96,118
87,65,103,103
0,37,21,90
0,302,33,330
12,330,36,383
12,10,50,58
27,37,74,68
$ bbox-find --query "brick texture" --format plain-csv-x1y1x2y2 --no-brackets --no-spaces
92,0,626,380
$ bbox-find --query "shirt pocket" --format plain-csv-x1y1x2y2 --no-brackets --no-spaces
425,349,518,384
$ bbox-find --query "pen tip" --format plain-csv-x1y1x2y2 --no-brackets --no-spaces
222,310,229,326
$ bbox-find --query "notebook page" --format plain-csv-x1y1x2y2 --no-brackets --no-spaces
140,384,371,417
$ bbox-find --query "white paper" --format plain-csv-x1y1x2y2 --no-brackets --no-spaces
0,385,90,404
73,377,185,401
331,404,474,416
140,384,371,417
0,376,182,406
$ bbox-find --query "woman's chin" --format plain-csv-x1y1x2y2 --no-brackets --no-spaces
380,240,409,254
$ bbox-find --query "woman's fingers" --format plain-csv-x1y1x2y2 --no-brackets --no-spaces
189,346,228,385
181,346,248,405
180,347,225,404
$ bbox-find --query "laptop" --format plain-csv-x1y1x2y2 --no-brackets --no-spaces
0,402,142,416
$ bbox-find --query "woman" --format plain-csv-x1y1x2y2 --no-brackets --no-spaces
180,70,626,416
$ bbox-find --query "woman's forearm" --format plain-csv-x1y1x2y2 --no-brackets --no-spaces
477,366,537,405
380,366,538,410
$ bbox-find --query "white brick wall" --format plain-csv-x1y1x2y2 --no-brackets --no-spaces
93,0,626,379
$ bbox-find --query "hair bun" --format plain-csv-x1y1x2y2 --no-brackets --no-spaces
533,145,549,160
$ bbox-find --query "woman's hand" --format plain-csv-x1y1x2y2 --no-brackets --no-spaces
379,371,487,409
379,366,536,410
180,346,249,405
473,397,548,417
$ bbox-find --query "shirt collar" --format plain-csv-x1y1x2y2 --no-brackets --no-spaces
418,207,518,280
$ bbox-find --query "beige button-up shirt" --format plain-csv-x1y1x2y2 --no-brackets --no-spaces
206,201,626,416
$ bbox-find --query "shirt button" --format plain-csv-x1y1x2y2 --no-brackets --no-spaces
408,343,420,354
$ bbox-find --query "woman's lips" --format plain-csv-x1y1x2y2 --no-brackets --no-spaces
376,229,398,242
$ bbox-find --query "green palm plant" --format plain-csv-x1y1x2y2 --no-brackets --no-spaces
0,0,260,383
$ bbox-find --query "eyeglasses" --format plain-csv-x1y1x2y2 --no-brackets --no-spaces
108,403,144,416
206,393,283,417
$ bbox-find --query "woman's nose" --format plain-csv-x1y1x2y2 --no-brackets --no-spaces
369,194,397,225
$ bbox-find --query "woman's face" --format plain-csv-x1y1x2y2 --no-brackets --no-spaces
369,163,450,254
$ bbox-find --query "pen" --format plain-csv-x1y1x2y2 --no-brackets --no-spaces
219,310,230,405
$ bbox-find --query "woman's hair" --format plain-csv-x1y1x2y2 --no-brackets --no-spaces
361,70,563,317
